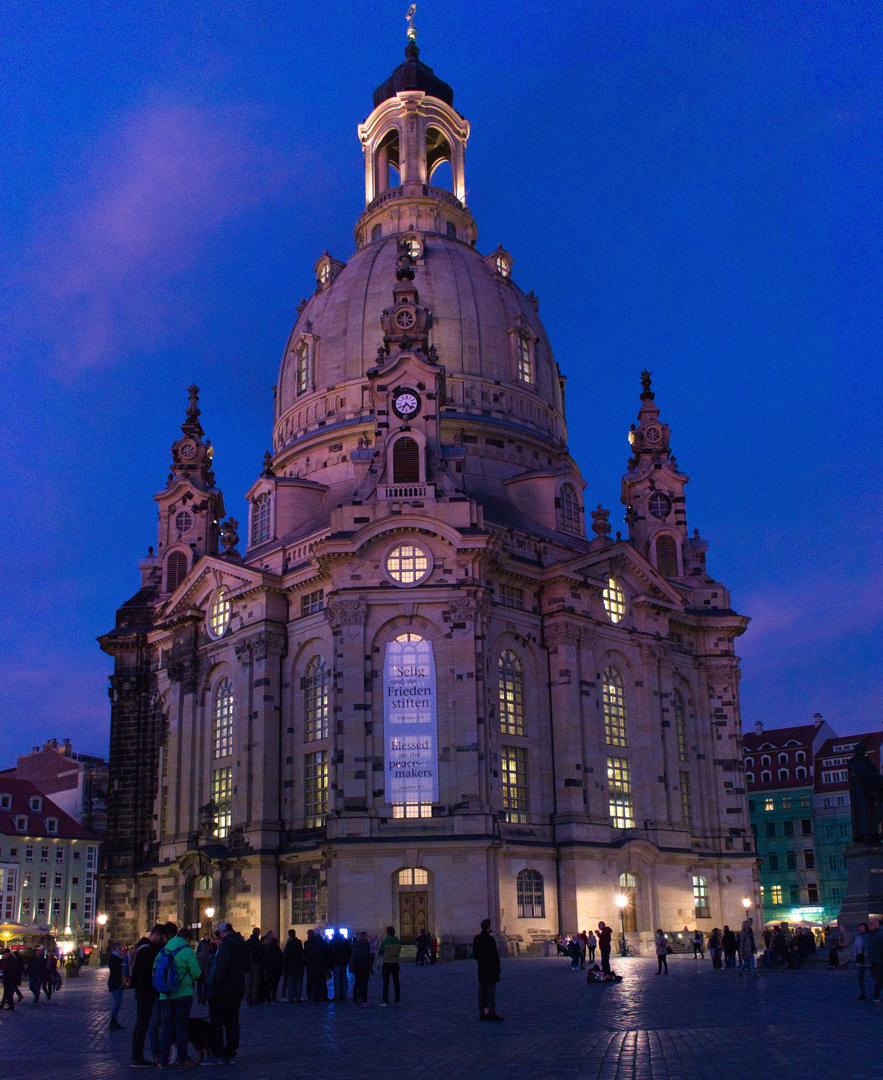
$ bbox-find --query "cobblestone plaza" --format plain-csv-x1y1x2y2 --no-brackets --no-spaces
1,957,873,1080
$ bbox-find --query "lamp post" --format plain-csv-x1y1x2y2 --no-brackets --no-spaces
204,907,215,939
96,913,108,967
742,897,751,916
615,893,629,955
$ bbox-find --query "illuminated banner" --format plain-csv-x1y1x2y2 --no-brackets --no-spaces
383,637,438,804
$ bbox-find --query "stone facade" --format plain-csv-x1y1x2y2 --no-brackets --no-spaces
100,42,756,952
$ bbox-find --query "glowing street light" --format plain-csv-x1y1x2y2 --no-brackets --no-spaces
742,897,751,911
615,892,629,954
96,913,108,967
205,907,215,937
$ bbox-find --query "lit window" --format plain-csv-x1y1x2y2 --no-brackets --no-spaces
303,657,329,742
211,766,232,838
499,584,524,610
290,870,320,925
602,577,626,623
175,510,193,534
386,544,431,585
602,666,627,746
300,589,325,617
655,535,678,576
213,679,234,758
501,746,528,824
764,798,775,811
516,869,545,918
304,751,328,828
692,875,710,918
771,884,783,905
398,867,429,885
680,771,693,827
251,493,272,545
496,255,510,278
209,588,231,638
607,757,634,829
516,334,532,382
499,651,525,736
392,803,432,819
166,551,188,592
403,236,422,259
782,797,792,809
558,484,581,534
799,794,810,808
673,690,687,762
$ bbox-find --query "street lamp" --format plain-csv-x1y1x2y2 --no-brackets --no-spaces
742,897,751,913
96,913,108,967
204,907,215,938
615,893,629,955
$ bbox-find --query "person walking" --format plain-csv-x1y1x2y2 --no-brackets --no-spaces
737,918,759,978
473,918,503,1021
108,942,126,1029
377,926,402,1006
655,929,669,974
130,923,167,1067
205,921,248,1066
722,925,737,969
691,929,704,959
1,948,23,1011
155,926,202,1069
350,931,373,1007
854,921,870,1000
708,928,723,970
597,921,613,975
26,946,46,1004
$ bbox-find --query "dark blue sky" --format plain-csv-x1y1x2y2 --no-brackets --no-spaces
2,1,880,762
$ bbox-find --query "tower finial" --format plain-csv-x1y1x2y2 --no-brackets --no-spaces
186,384,201,420
640,369,654,401
406,4,417,42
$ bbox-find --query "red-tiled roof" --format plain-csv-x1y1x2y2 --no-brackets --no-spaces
0,776,97,841
742,722,822,751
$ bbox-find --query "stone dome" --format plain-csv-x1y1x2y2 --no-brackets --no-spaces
276,233,566,450
373,43,455,109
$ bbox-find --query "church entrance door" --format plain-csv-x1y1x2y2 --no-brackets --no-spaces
399,891,427,944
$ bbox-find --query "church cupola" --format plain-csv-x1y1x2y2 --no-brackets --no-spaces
153,386,226,594
355,20,476,249
620,372,690,578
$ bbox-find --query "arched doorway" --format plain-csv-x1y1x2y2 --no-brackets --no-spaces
395,867,431,944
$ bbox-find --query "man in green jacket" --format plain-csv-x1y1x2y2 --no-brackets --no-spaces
377,926,402,1006
154,926,203,1068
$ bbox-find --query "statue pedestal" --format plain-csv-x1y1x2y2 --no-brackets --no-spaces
839,844,883,928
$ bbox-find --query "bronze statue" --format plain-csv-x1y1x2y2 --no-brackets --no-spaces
847,744,883,844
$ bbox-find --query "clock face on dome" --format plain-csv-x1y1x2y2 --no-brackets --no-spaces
393,390,420,418
395,308,416,330
644,425,662,444
179,442,196,460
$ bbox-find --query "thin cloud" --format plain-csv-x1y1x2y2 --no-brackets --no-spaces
16,103,287,373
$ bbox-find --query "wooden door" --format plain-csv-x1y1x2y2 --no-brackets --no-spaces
399,891,427,943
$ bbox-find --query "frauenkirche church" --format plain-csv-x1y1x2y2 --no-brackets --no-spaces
100,29,756,952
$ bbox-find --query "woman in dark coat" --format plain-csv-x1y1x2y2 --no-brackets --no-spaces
261,934,284,1003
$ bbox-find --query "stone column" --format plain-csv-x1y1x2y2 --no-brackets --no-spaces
544,620,587,823
326,598,370,829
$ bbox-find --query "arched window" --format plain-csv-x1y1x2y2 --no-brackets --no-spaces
252,493,272,544
656,534,678,577
213,678,234,758
618,872,637,932
516,334,533,383
303,656,329,742
166,551,187,592
392,437,420,483
761,770,771,782
208,587,231,638
295,341,310,396
673,690,687,761
693,875,710,918
761,756,771,767
796,766,807,780
558,484,581,534
516,869,544,918
498,651,525,737
602,577,626,623
778,769,789,781
746,772,754,784
602,666,627,746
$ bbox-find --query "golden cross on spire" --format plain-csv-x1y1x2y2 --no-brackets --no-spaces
406,4,417,42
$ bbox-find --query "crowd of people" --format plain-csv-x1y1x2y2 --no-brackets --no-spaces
0,944,61,1009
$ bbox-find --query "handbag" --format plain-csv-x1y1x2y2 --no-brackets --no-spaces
666,946,673,955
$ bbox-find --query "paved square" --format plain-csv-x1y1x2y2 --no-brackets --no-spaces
0,956,874,1080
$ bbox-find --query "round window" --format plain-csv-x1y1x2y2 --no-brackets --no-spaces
386,544,432,586
175,510,193,533
208,587,231,638
602,576,626,624
649,493,672,520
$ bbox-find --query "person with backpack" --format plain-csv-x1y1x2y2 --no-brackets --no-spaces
153,926,202,1068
